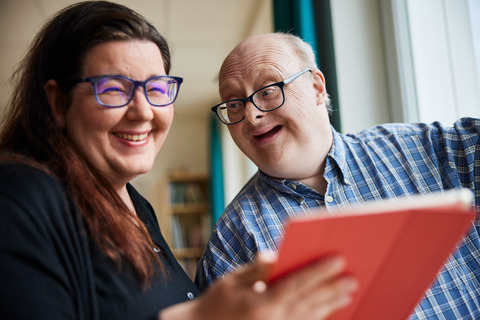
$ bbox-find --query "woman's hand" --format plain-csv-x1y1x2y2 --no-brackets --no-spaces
160,253,357,320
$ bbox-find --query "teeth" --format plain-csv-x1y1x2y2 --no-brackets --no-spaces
115,132,148,141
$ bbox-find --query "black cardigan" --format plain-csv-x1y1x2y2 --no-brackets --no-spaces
0,163,199,320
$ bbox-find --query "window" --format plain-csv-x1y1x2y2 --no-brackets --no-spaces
381,0,480,124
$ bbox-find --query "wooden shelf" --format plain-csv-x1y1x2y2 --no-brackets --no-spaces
159,172,211,280
172,203,210,214
172,247,205,259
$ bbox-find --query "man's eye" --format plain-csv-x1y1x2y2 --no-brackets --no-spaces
259,86,279,98
262,89,273,96
227,101,240,109
226,101,243,113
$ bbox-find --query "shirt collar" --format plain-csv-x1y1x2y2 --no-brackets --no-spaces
325,126,350,185
256,170,325,201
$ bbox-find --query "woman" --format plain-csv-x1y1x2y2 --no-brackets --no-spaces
0,1,356,319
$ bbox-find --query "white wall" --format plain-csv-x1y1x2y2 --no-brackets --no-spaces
380,0,480,125
331,0,480,133
138,113,210,211
330,0,391,134
470,0,480,95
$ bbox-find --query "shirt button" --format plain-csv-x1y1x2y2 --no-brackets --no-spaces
325,195,333,203
153,247,160,253
187,292,194,299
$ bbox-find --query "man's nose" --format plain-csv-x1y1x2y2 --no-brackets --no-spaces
243,100,264,123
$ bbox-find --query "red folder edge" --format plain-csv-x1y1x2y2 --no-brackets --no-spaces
267,189,476,320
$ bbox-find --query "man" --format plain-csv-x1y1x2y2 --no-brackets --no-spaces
196,32,480,319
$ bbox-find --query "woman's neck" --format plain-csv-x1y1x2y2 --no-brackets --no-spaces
117,184,137,216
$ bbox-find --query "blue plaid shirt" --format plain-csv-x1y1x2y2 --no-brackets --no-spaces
196,118,480,320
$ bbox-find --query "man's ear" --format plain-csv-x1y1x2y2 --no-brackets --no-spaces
45,79,66,129
311,69,327,106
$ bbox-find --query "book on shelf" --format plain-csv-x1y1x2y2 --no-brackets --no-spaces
200,214,211,246
170,215,185,249
171,214,210,250
163,172,210,279
188,223,203,248
185,183,205,203
170,181,206,205
268,188,476,320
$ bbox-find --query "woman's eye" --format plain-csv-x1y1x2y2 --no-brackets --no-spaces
100,86,124,94
148,82,168,95
97,78,128,95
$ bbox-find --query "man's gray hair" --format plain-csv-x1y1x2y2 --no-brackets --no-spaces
275,32,332,113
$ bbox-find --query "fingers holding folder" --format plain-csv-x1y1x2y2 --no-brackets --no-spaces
264,254,358,320
192,252,357,320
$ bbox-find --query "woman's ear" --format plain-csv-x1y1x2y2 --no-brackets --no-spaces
44,79,66,129
311,69,327,106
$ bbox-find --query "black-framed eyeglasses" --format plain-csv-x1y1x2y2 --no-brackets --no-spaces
211,68,312,125
74,75,183,108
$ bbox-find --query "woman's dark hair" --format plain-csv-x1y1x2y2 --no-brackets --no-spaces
0,1,171,286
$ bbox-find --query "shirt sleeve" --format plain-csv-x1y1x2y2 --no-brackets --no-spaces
195,219,244,290
195,198,263,291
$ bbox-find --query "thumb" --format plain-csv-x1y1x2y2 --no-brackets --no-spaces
232,251,277,286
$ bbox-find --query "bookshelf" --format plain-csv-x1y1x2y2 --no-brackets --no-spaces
159,171,211,280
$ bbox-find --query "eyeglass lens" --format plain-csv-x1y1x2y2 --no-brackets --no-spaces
218,84,284,124
94,76,178,107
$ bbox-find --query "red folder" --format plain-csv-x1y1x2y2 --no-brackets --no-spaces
268,189,476,320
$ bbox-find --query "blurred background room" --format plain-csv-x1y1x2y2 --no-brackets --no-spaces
1,0,479,277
